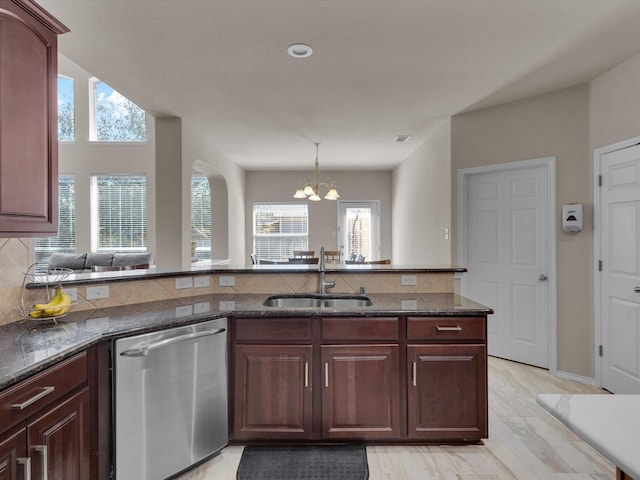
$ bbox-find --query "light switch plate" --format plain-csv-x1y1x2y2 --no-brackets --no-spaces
86,285,109,300
401,275,417,286
175,277,193,289
219,276,235,287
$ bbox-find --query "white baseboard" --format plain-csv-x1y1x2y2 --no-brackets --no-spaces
555,369,597,387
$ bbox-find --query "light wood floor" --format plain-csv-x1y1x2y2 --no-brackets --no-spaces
177,356,614,480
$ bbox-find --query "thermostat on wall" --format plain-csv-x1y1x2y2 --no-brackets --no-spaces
562,203,583,232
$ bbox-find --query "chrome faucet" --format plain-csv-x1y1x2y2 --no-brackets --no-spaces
318,246,335,294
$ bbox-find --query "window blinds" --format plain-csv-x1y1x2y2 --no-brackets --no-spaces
34,175,76,263
93,175,146,252
253,203,308,260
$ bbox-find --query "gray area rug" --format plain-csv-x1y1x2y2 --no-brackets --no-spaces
236,444,368,480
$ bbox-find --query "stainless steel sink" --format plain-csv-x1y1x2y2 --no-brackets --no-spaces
263,294,372,308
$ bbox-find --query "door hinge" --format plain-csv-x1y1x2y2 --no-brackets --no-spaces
598,260,603,272
598,175,603,187
599,345,603,357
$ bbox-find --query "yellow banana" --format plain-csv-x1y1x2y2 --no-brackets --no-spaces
31,286,71,318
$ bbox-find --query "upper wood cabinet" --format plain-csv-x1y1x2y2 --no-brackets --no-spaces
0,0,68,236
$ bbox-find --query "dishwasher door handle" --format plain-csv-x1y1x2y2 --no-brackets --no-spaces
120,328,226,357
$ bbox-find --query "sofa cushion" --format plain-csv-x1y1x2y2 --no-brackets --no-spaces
85,253,115,268
112,252,152,267
48,253,87,271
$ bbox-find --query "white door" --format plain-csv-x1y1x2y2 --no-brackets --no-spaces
599,144,640,393
461,159,554,368
337,201,380,262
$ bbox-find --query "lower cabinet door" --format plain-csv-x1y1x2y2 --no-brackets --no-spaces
27,388,90,480
234,344,313,440
0,429,27,480
408,344,487,440
322,345,400,439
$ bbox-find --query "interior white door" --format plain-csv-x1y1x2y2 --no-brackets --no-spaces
463,161,551,368
600,144,640,393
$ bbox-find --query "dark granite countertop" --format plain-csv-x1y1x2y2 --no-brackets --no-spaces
26,264,467,288
0,292,491,391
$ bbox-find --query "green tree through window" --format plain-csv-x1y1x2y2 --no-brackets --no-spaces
93,80,146,142
58,76,74,142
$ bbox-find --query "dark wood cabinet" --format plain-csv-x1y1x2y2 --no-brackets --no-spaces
27,388,90,480
407,344,487,440
0,0,68,236
321,345,400,439
0,351,93,480
407,316,488,441
0,429,26,480
234,344,313,440
231,314,488,443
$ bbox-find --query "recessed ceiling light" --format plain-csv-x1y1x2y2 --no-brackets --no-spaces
394,135,411,143
287,43,313,58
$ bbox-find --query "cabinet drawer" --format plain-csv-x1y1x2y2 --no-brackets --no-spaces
235,317,312,342
407,317,485,342
322,317,398,342
0,351,88,434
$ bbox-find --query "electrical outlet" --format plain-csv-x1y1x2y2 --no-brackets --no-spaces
219,276,235,287
401,275,417,286
86,285,109,300
175,277,193,289
193,301,210,314
194,276,210,288
65,287,78,302
175,305,193,317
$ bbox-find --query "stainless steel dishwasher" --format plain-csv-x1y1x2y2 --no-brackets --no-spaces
113,317,228,480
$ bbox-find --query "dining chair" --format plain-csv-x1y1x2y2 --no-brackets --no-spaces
292,250,315,258
323,250,341,263
288,257,319,264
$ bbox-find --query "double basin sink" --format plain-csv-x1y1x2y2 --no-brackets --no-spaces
263,294,372,308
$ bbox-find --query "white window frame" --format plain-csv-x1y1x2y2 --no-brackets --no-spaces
253,203,309,261
90,174,147,253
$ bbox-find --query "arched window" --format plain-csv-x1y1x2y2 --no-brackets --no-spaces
58,76,74,142
191,175,211,261
90,78,146,142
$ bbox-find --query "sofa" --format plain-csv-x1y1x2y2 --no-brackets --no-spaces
47,252,153,273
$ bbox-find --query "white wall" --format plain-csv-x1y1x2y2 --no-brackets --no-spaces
590,51,640,151
244,170,392,263
451,85,592,378
392,119,451,265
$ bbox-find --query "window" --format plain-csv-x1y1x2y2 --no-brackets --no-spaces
253,203,308,260
58,76,74,142
338,201,380,262
191,175,211,261
90,79,146,142
34,175,76,263
91,175,146,252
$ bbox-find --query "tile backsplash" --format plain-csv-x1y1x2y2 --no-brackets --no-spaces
0,241,457,325
0,238,33,326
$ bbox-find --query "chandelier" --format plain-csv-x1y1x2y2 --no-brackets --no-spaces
293,143,340,201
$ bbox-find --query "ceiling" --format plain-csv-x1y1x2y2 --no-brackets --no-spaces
39,0,640,171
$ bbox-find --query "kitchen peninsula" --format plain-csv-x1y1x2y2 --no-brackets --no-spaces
2,265,492,479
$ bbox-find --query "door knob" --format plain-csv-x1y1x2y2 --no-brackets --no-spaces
634,286,640,293
538,274,548,282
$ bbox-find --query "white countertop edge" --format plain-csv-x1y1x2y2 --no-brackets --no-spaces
536,393,640,478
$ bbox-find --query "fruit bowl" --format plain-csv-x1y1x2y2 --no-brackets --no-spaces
18,263,73,323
